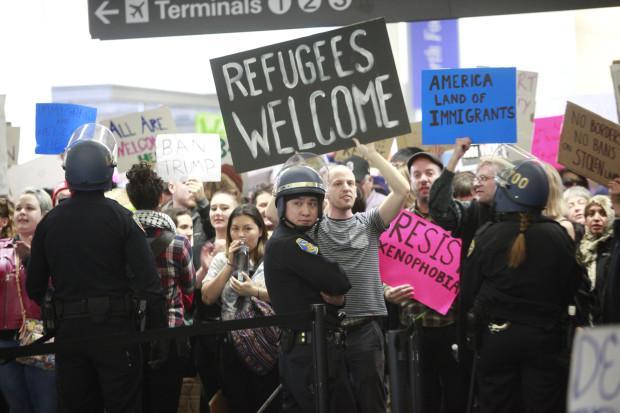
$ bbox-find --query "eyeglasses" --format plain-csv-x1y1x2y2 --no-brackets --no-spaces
473,174,495,184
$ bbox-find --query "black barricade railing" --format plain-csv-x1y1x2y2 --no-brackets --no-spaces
0,305,331,413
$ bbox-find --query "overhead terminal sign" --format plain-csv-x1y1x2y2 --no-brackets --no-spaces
88,0,620,40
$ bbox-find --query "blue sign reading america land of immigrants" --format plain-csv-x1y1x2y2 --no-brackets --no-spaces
421,67,517,145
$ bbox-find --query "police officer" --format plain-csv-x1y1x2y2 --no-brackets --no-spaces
462,160,581,413
26,124,166,412
264,164,356,413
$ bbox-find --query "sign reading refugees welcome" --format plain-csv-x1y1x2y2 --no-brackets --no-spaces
211,18,411,173
421,67,517,145
379,210,461,315
99,107,176,172
558,102,620,185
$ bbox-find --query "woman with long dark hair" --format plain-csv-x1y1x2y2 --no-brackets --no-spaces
201,204,278,412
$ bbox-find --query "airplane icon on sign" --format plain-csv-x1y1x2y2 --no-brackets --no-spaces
130,1,145,18
125,0,149,23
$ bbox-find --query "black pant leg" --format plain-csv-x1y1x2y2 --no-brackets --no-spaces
344,321,386,413
143,342,185,413
476,328,522,413
56,317,142,413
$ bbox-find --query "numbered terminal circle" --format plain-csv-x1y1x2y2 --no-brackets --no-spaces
268,0,293,15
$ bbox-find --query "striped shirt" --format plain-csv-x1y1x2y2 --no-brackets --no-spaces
311,209,388,318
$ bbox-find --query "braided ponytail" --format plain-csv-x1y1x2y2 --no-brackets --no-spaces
507,213,530,268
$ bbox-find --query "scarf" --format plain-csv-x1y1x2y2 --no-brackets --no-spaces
577,227,613,290
133,210,177,233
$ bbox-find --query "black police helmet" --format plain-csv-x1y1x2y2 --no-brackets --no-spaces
494,160,549,213
63,124,117,192
275,165,325,222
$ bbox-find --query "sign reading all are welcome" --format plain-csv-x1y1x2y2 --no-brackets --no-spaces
422,67,517,145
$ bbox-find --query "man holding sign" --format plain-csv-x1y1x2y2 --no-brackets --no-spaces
314,139,410,413
383,150,467,413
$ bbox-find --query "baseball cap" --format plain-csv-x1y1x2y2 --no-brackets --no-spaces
344,155,370,182
406,151,444,173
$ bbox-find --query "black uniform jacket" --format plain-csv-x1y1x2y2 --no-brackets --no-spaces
462,215,581,329
264,224,351,317
26,191,162,305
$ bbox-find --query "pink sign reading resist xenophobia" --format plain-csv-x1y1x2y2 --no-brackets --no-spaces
532,115,564,169
379,210,461,315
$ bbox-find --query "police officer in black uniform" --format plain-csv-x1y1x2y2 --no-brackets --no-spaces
462,160,581,413
264,164,356,413
26,124,166,413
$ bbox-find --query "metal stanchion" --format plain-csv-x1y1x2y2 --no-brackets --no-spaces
311,304,328,413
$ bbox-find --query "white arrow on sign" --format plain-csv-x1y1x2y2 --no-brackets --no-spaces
95,1,120,24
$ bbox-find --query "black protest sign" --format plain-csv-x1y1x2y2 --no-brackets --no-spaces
210,18,410,172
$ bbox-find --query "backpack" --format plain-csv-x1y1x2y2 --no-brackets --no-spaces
229,296,279,375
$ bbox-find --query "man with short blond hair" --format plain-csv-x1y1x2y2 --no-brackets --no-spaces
314,140,410,413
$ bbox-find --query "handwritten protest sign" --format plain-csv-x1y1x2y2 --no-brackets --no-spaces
156,134,221,183
379,210,461,315
558,102,620,185
35,103,97,154
395,122,450,159
99,107,176,172
568,326,620,412
332,137,393,161
612,61,620,123
6,124,19,168
421,67,517,145
516,70,538,151
211,18,411,173
7,155,64,197
195,112,233,164
531,116,563,169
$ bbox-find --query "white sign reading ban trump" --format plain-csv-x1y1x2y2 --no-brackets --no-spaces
155,133,221,183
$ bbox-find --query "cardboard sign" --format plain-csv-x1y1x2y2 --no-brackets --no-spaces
515,70,538,151
421,67,517,145
531,115,563,169
7,155,65,198
558,102,620,185
379,210,461,315
155,133,221,183
99,107,176,172
195,112,233,164
35,103,97,154
211,18,411,173
6,123,19,168
332,137,393,161
568,326,620,412
612,61,620,123
395,122,450,159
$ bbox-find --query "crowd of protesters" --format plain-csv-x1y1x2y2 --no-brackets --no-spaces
0,129,618,413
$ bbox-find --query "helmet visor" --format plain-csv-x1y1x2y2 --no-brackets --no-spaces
64,123,118,166
278,152,329,189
